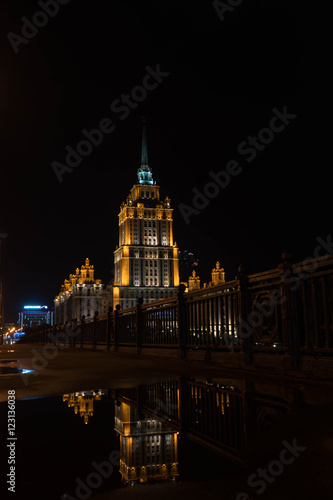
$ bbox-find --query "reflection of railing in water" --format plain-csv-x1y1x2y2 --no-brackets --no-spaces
61,375,326,481
186,381,245,457
111,378,247,467
20,253,333,369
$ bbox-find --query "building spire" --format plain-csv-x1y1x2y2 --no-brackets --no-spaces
137,120,154,185
141,120,148,167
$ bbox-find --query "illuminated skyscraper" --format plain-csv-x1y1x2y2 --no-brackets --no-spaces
113,123,179,309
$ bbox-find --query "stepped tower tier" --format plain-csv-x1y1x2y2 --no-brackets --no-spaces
113,123,179,309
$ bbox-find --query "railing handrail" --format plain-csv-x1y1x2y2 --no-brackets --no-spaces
19,252,333,362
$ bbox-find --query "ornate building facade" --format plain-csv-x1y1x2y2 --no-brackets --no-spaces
113,124,179,309
54,258,112,325
63,390,104,425
183,261,226,292
114,401,179,485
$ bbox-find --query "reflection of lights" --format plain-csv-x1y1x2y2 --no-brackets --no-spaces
63,390,104,424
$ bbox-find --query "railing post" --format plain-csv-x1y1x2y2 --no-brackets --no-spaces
52,324,58,346
64,321,68,348
69,320,73,348
107,307,112,351
237,265,252,365
114,305,120,352
244,381,257,451
279,251,299,369
80,316,85,349
177,284,187,359
93,311,98,350
72,318,77,348
178,377,189,464
136,298,143,355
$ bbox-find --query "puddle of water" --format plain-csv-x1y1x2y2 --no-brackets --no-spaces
0,367,35,375
0,367,21,374
0,359,34,376
0,378,332,500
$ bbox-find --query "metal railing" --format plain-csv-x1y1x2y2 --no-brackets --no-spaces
19,253,333,364
112,378,247,465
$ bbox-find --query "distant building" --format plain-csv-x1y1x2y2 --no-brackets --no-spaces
183,262,226,292
114,401,179,485
188,270,201,292
18,305,53,330
210,261,225,286
54,258,112,325
113,123,179,309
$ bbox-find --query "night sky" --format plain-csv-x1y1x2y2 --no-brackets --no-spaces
0,0,330,322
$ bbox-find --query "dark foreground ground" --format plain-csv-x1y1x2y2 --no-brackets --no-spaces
0,344,332,500
1,344,332,400
0,343,267,400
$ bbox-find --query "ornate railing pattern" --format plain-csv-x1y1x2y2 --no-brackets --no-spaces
19,253,333,361
112,378,247,465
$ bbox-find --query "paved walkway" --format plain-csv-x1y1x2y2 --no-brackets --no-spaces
1,344,333,402
0,343,242,401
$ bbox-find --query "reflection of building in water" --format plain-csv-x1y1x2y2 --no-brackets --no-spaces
63,390,103,424
114,402,179,485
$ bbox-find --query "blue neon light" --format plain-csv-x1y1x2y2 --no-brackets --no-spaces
23,305,48,310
